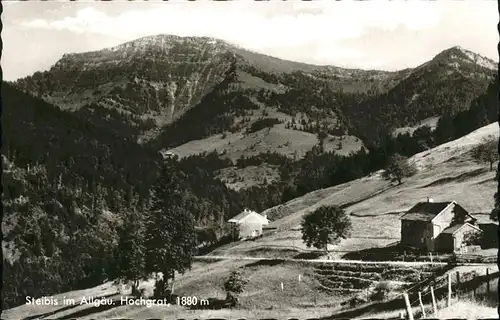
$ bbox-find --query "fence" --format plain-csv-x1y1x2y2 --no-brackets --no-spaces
344,250,497,264
400,267,499,319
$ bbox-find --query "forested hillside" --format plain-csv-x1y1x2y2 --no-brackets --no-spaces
2,83,246,308
13,36,496,149
3,35,498,310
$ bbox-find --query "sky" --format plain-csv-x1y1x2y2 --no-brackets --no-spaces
3,0,498,81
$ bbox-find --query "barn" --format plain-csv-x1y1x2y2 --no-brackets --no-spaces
476,215,499,249
228,209,269,240
399,198,481,252
434,223,483,252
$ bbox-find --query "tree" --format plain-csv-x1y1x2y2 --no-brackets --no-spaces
463,231,482,246
472,136,499,171
301,205,352,253
318,131,328,141
382,154,417,185
371,281,394,301
223,270,248,307
114,208,146,296
144,158,197,298
490,167,499,221
491,192,499,222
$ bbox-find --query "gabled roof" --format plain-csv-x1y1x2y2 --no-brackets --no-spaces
400,201,454,221
228,209,268,224
441,222,482,235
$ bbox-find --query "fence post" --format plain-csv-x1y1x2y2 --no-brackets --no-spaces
447,273,452,307
298,274,302,282
281,282,284,291
486,268,490,294
430,286,438,317
473,274,477,297
403,293,414,320
456,271,460,299
418,291,426,318
429,252,433,263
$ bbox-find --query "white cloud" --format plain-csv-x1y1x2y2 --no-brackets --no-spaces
6,0,497,81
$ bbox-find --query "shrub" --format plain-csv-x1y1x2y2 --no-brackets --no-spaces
223,270,248,307
247,118,280,133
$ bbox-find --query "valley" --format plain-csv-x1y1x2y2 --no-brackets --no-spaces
2,33,499,320
3,117,499,319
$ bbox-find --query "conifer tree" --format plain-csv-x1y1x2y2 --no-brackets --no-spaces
223,270,248,307
115,207,146,296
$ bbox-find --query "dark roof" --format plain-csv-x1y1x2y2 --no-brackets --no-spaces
474,214,498,225
441,224,463,234
400,202,453,221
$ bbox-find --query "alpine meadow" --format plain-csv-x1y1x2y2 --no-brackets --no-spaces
2,2,500,319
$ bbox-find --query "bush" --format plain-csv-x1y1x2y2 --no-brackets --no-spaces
247,118,281,133
223,270,248,307
370,281,394,301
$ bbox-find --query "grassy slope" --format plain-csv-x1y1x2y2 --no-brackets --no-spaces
4,123,498,320
162,99,364,163
216,164,281,191
359,264,499,319
2,260,340,320
392,116,440,136
210,122,499,257
165,123,364,162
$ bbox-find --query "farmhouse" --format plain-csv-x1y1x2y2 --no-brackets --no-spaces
399,198,482,252
228,208,269,240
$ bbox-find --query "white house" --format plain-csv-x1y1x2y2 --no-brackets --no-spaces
228,209,269,240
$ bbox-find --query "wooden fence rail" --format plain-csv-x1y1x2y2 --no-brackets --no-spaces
402,269,499,319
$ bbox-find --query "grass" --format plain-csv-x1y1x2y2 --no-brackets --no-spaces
212,123,498,259
351,263,499,319
216,164,281,191
360,295,498,320
5,123,499,320
436,300,498,320
392,116,440,137
164,104,364,164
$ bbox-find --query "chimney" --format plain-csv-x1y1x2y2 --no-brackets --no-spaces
427,197,434,203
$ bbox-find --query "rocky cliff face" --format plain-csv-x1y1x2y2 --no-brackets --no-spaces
15,35,238,127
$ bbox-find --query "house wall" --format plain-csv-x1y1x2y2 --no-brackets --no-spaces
424,223,435,251
230,222,240,240
454,226,482,251
237,214,266,239
435,233,454,252
436,226,483,252
401,220,428,249
239,222,263,239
